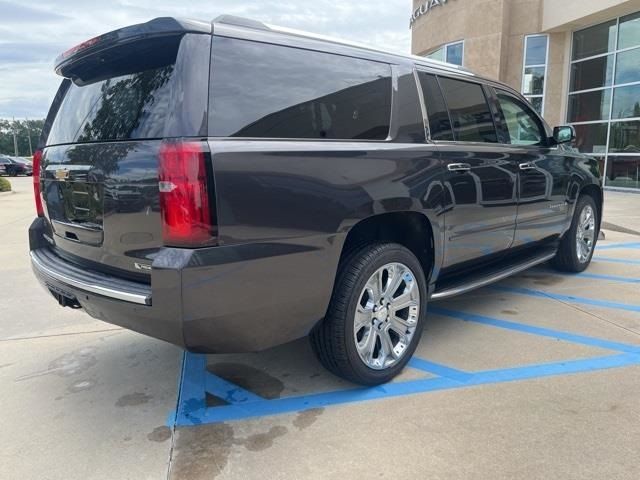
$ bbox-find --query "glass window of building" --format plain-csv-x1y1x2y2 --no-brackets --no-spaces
426,41,464,66
521,34,548,115
569,13,640,190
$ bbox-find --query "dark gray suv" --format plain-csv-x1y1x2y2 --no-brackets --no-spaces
30,16,602,385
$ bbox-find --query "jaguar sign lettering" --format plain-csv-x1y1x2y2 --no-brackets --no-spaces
410,0,454,28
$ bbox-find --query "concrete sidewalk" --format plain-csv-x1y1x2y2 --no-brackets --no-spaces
604,190,640,235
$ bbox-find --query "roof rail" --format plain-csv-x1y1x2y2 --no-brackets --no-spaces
213,15,270,31
212,15,473,75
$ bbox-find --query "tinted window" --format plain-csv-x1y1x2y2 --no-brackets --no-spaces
570,55,614,91
47,66,175,145
619,12,640,50
438,77,498,143
568,89,611,123
45,35,194,146
417,72,453,141
572,20,617,61
211,37,392,140
496,92,545,146
612,84,640,119
615,47,640,85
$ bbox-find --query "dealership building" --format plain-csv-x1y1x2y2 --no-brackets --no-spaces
411,0,640,191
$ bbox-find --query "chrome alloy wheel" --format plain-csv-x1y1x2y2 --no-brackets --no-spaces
576,204,596,263
353,262,420,370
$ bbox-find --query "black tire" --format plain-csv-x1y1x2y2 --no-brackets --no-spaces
551,195,599,273
311,243,427,385
8,168,17,177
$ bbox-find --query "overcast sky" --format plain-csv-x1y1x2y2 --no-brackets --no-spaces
0,0,412,119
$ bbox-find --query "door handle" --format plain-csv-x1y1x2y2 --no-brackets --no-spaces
519,162,536,171
447,163,472,172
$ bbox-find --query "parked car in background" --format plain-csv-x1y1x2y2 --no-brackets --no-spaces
29,16,603,386
0,155,33,176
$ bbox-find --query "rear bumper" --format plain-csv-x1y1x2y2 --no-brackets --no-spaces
30,248,151,305
30,231,185,348
29,218,337,353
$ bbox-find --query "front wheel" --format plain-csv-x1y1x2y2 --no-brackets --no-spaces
311,243,427,385
551,195,599,272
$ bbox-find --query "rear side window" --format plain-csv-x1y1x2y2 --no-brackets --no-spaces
417,72,454,141
211,37,392,140
437,77,498,143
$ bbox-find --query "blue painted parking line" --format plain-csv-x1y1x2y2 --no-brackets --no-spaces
173,352,640,426
408,358,473,382
491,285,640,313
171,307,640,427
564,272,640,284
596,242,640,250
594,256,640,265
529,269,640,284
429,307,640,354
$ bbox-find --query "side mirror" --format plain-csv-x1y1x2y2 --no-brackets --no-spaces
552,126,575,145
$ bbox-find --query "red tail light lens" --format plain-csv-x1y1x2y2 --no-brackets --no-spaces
32,149,44,217
158,141,216,247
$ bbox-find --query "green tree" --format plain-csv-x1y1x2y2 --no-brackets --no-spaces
0,119,44,157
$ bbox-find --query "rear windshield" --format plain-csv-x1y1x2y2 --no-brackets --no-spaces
210,37,392,140
44,34,209,146
47,66,175,145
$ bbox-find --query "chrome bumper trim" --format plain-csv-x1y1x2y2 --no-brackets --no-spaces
30,249,151,305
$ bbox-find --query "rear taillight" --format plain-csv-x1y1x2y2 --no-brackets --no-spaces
158,141,216,247
33,149,44,217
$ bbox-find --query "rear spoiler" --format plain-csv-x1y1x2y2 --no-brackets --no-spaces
54,17,211,77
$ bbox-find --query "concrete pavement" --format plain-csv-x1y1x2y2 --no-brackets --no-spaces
1,175,640,479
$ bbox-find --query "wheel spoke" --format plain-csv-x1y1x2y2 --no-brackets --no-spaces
368,271,382,302
389,315,411,336
583,228,595,242
354,304,372,330
357,327,377,357
379,330,397,360
384,266,405,298
390,282,416,311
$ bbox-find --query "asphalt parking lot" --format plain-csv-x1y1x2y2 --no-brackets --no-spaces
2,175,640,479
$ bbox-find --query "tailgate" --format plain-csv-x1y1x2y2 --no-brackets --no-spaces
38,23,211,278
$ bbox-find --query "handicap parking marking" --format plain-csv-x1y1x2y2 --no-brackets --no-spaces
593,256,640,265
558,271,640,284
430,307,640,354
407,358,474,382
593,241,640,264
596,242,640,251
491,285,640,313
527,268,640,284
170,306,640,427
